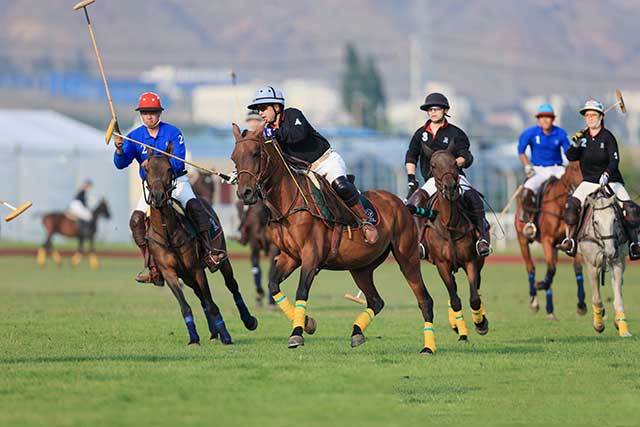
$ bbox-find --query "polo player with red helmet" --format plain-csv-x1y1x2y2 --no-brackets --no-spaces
113,92,226,285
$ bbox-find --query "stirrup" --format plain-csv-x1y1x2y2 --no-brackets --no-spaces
476,239,492,257
629,242,640,260
559,238,576,255
360,221,378,244
418,243,427,260
523,222,537,239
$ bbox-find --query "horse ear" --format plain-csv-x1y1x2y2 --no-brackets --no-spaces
166,141,173,154
447,138,456,153
232,123,242,142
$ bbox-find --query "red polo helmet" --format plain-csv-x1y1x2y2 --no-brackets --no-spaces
136,92,164,112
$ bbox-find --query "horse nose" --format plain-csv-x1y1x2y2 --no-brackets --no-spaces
243,187,254,200
150,190,163,207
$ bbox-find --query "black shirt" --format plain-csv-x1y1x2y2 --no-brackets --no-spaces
405,120,474,181
566,127,623,184
74,189,87,206
273,108,331,163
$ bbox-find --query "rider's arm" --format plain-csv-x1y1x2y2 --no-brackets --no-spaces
168,131,186,174
605,131,620,176
455,132,473,169
405,130,421,174
276,108,311,144
560,129,571,156
113,132,136,169
566,136,584,161
517,128,531,167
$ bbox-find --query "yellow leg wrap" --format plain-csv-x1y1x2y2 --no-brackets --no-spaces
471,307,484,324
423,322,436,353
274,292,295,321
454,311,469,336
89,253,99,270
447,300,456,330
593,303,604,329
293,300,307,330
36,248,46,267
354,308,375,332
615,311,631,337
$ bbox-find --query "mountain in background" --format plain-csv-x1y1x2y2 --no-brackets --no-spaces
1,0,639,106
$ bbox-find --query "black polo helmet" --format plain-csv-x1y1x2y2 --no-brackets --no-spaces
420,92,450,111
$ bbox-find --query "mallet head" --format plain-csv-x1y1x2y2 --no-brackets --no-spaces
4,201,32,222
616,89,626,114
73,0,95,11
105,117,117,145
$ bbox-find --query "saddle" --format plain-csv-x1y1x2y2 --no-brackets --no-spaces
283,152,379,228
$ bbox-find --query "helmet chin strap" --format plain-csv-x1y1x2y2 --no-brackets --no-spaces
269,105,282,126
142,113,161,130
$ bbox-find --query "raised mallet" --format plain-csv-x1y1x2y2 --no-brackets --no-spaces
106,130,233,182
604,89,627,114
73,0,120,144
344,290,367,305
2,200,33,222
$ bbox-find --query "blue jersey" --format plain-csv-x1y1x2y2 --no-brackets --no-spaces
113,122,186,180
517,125,569,166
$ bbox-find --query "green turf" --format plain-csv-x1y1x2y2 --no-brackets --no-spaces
1,255,639,427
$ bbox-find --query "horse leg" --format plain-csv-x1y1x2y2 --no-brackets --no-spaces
88,237,99,270
218,259,258,331
536,237,557,320
37,234,50,267
268,252,303,323
466,260,488,335
389,207,436,354
586,262,605,333
611,260,631,337
287,247,321,349
72,237,83,268
436,262,468,342
517,232,538,313
266,247,279,306
574,254,587,315
185,270,232,344
250,244,265,306
348,259,386,348
164,271,200,345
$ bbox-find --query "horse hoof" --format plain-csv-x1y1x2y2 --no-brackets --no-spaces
458,335,468,343
288,335,304,348
535,281,549,291
594,324,605,334
530,296,539,314
304,316,317,335
577,303,588,316
351,333,366,348
620,331,632,338
188,341,200,346
420,347,434,355
475,317,489,335
546,313,558,321
210,334,218,341
451,326,459,334
244,316,259,331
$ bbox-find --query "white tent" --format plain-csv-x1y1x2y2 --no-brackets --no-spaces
0,109,130,243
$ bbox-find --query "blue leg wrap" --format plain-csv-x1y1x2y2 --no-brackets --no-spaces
214,314,232,344
184,314,199,343
576,273,585,304
545,289,554,314
528,272,536,297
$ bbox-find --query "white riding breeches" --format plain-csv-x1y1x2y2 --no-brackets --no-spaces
68,200,92,221
524,165,565,192
422,175,473,197
572,181,630,206
134,174,197,213
311,149,348,183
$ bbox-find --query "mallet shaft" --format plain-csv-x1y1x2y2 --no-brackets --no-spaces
2,201,17,210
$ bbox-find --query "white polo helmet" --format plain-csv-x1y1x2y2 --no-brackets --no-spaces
247,86,285,110
579,99,605,115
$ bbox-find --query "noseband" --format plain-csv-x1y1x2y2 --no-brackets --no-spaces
235,137,274,198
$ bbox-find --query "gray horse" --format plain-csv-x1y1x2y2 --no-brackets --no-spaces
578,188,631,337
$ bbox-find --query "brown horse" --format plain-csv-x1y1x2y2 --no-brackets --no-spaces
231,125,436,353
407,145,489,342
145,145,257,345
37,199,110,268
236,199,279,306
191,171,216,205
515,161,586,319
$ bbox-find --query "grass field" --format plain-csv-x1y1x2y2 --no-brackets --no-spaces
1,255,640,426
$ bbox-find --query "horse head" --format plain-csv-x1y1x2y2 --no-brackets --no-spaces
95,198,111,219
145,142,175,208
562,161,583,190
231,124,276,205
588,188,622,261
430,143,460,201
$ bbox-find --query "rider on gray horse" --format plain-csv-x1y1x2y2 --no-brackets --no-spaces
558,99,640,260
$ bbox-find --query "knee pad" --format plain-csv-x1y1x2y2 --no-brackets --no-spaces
564,197,581,225
622,201,640,228
129,210,147,247
331,176,359,206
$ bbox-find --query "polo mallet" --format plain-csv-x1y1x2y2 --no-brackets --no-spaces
497,184,524,223
2,200,33,222
344,290,367,305
231,70,242,124
106,130,233,182
603,90,626,114
73,0,120,144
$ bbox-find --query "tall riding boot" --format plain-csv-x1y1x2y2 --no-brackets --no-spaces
520,188,537,239
558,197,581,257
463,189,491,257
186,199,227,272
129,210,164,286
621,201,640,260
351,201,379,244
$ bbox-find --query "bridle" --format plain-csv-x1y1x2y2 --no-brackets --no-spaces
234,136,273,200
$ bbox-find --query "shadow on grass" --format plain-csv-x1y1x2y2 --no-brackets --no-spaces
0,354,211,365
